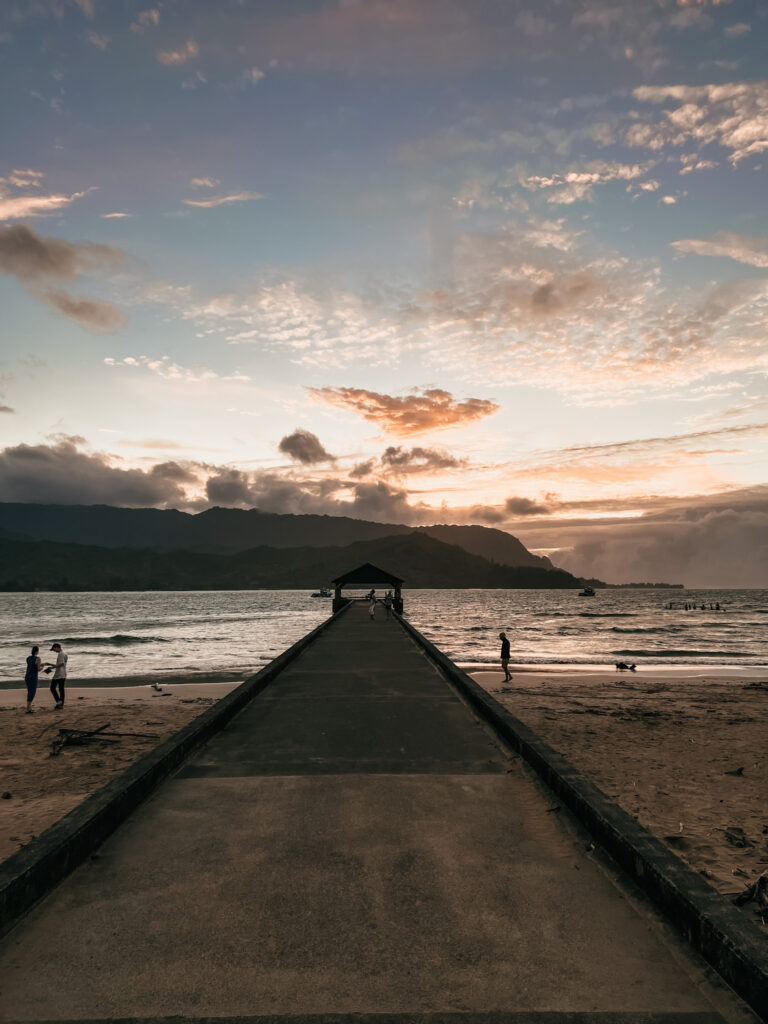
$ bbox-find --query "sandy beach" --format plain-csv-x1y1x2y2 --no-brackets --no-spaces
471,665,768,923
0,680,239,862
2,665,766,930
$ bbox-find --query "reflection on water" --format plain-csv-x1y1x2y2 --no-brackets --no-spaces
0,587,765,682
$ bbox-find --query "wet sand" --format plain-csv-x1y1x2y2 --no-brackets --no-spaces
471,666,768,923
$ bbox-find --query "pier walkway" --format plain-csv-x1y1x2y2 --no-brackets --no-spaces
0,604,752,1022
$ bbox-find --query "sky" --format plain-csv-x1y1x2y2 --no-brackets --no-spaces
0,0,766,587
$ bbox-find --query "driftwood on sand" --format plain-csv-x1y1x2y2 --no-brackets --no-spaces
49,723,160,757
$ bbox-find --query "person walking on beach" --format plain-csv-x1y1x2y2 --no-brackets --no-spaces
499,632,512,682
45,642,68,709
369,598,376,621
24,645,42,713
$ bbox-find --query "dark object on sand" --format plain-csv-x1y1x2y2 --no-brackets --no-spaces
724,825,753,848
615,661,636,671
50,722,118,757
49,722,161,756
1,791,11,800
733,872,768,922
724,766,745,776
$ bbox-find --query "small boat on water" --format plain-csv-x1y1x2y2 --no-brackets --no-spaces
578,586,596,597
311,587,331,598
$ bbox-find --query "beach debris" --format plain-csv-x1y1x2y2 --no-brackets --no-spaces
49,722,118,757
151,682,163,692
724,826,753,848
1,792,12,800
724,765,745,776
733,872,768,921
48,722,161,756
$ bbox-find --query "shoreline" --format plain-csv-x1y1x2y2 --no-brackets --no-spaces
0,668,245,692
0,679,241,708
2,660,765,693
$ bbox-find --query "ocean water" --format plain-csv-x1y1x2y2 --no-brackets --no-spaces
0,588,766,684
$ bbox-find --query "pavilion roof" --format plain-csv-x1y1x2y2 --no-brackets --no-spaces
332,562,404,587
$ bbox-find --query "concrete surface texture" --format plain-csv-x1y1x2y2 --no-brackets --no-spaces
0,604,757,1023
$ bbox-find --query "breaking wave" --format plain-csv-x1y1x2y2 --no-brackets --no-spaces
60,635,168,645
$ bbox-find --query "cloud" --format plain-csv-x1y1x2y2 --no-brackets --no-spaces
86,30,109,49
309,386,500,436
202,467,422,523
105,355,218,382
678,153,717,174
0,438,193,507
724,22,750,37
630,80,768,164
350,459,376,478
182,191,263,208
0,405,14,414
205,468,254,506
519,160,656,204
672,231,768,268
157,40,197,65
0,179,89,220
504,496,550,515
278,428,334,464
189,177,219,189
43,289,126,331
541,421,768,463
380,445,464,474
552,504,768,588
0,223,126,330
148,217,768,402
0,223,123,281
347,480,415,524
101,212,132,219
243,67,265,84
130,8,159,32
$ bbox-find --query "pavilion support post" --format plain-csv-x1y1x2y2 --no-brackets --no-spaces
333,586,349,613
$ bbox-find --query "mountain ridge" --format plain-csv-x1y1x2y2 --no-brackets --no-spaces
0,532,588,592
0,502,553,570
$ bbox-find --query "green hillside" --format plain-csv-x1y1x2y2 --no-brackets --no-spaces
0,532,588,592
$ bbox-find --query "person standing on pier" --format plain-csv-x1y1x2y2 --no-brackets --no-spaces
499,632,512,682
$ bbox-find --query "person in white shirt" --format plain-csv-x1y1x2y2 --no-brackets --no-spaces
45,642,68,709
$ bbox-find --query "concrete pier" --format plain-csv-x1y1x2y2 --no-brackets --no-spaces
0,604,755,1022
